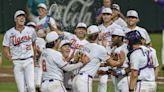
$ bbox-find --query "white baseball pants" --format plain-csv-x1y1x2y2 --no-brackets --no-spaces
135,81,156,92
72,74,93,92
41,79,67,92
13,58,35,92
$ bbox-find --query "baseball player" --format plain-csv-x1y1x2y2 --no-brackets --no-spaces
97,7,122,92
53,23,89,84
124,10,151,45
27,22,46,92
126,30,156,92
35,3,57,38
98,7,122,49
59,40,74,92
3,10,37,92
40,31,89,92
109,28,129,92
62,22,88,49
72,25,110,92
139,31,160,79
35,37,46,92
111,4,127,28
51,22,88,50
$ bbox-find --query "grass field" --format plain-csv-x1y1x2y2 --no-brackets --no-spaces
0,33,164,92
0,81,164,92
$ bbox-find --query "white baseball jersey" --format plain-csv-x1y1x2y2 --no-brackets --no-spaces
72,43,109,92
124,26,151,44
63,32,89,49
148,47,159,67
111,43,129,68
113,18,127,28
3,26,37,59
130,46,155,81
40,48,67,81
35,37,46,52
63,31,89,76
35,37,46,86
79,43,109,77
35,16,57,37
98,23,122,42
110,43,129,92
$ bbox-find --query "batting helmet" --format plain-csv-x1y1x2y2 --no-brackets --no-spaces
126,30,142,50
126,30,142,43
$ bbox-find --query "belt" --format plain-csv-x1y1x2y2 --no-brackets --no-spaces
79,73,93,79
66,88,72,91
137,80,155,82
13,56,33,60
42,79,54,83
116,74,128,79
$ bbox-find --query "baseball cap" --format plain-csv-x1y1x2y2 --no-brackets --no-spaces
112,28,125,37
59,40,71,48
76,22,87,29
14,10,25,21
37,3,47,10
26,22,36,27
111,4,120,11
46,32,59,43
102,8,112,14
87,25,100,35
127,10,139,18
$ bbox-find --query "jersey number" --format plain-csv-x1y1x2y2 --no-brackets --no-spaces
42,59,47,72
26,44,31,50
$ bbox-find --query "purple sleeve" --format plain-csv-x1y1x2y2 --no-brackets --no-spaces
96,7,102,17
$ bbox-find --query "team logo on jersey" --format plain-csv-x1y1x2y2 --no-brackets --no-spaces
10,35,31,46
70,39,84,49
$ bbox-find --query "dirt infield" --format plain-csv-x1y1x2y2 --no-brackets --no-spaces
0,67,15,82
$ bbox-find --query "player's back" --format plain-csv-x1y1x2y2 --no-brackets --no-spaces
130,46,155,81
79,43,108,77
41,48,66,81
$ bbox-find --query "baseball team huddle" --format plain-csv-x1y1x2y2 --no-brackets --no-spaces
2,0,160,92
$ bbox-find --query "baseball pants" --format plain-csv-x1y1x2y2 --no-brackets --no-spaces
135,81,156,92
98,74,108,92
13,58,35,92
41,79,67,92
72,73,92,92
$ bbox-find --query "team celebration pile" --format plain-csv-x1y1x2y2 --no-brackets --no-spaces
2,0,160,92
